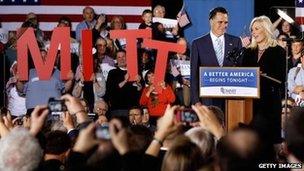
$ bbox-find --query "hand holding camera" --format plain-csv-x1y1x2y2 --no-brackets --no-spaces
73,123,99,154
96,123,110,140
191,104,224,139
155,105,179,141
60,94,88,124
48,98,67,112
30,105,49,136
48,97,67,121
175,108,198,124
109,119,129,155
62,112,74,131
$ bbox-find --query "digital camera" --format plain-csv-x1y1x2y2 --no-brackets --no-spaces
176,109,198,123
96,123,110,140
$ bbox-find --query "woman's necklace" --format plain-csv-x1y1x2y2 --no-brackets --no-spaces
258,49,265,60
258,44,268,61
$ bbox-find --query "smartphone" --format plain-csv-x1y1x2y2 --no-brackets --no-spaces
176,109,198,123
96,123,110,140
88,113,97,121
48,98,67,113
48,98,67,120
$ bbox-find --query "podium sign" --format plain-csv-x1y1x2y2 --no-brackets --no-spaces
200,67,260,98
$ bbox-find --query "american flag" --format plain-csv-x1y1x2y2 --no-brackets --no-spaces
0,0,151,31
296,0,304,31
176,2,190,28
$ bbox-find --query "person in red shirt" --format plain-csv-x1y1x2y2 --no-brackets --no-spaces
140,70,175,119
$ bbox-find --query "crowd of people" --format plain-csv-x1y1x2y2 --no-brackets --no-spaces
0,4,303,171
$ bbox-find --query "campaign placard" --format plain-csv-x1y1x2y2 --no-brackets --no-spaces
200,67,260,98
0,28,8,44
152,17,178,28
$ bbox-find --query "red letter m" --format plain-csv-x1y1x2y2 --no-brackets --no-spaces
17,27,71,81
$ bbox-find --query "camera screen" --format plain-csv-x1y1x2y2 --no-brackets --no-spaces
96,124,110,140
48,98,67,112
88,113,97,121
181,110,198,123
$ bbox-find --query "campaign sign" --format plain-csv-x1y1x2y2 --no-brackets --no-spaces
152,17,178,28
200,67,260,98
0,28,8,44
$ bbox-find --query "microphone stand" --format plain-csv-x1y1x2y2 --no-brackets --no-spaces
283,41,290,134
260,73,282,84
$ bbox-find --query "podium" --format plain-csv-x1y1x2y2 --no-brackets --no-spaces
200,67,260,131
225,99,253,131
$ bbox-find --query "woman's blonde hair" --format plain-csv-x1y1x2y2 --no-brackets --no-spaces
248,15,277,49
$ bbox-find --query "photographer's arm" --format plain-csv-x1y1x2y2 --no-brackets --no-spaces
271,17,283,32
109,119,129,155
73,123,98,153
29,105,49,136
61,94,89,124
62,112,75,131
145,105,178,157
192,105,225,140
72,81,84,98
0,117,10,138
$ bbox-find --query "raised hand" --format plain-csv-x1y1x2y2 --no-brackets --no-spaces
191,104,224,139
73,123,99,154
109,119,129,155
30,105,49,135
61,94,88,124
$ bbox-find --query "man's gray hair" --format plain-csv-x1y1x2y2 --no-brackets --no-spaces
185,127,215,158
0,128,43,171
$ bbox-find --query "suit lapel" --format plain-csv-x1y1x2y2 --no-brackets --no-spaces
224,34,231,65
207,34,220,66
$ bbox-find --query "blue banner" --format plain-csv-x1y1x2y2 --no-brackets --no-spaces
201,68,258,88
184,0,254,44
199,67,259,98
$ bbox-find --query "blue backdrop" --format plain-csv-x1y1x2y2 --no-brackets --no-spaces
184,0,254,44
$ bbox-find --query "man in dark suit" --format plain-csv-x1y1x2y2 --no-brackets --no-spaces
190,7,242,110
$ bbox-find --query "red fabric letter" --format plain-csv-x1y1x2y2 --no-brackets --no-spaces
81,30,93,81
142,39,186,92
110,29,151,81
17,27,70,80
